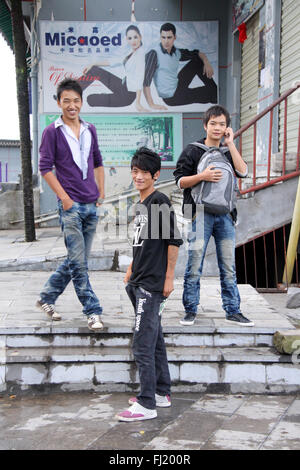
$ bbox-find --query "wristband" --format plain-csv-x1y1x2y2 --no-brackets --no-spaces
97,197,104,204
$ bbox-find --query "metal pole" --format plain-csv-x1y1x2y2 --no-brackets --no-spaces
282,176,300,284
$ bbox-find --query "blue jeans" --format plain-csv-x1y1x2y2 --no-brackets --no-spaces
126,284,171,410
40,201,102,316
183,211,241,318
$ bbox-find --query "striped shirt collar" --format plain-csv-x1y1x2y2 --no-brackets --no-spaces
159,43,177,56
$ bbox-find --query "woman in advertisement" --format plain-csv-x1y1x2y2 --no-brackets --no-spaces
80,25,148,112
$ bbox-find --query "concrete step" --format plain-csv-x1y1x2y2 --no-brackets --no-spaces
1,325,279,349
2,345,290,364
2,345,300,394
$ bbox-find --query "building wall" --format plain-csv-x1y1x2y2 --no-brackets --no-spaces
35,0,298,217
279,0,300,154
238,0,299,174
0,145,21,183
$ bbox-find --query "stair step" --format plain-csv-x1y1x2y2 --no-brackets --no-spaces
4,345,289,364
3,345,300,395
2,332,274,348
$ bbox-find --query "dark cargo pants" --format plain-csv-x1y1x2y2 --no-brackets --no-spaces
126,284,171,410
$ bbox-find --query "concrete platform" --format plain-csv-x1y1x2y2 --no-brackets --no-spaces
0,228,299,394
0,271,294,332
0,270,299,395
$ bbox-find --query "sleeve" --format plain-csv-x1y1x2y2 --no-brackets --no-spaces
39,126,56,176
179,48,199,61
143,49,158,87
173,146,196,185
164,205,183,247
156,194,183,247
90,125,103,168
132,49,145,91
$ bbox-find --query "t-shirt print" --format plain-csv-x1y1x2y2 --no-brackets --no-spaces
132,214,148,247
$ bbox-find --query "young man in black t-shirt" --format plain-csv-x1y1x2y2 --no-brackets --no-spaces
116,148,183,422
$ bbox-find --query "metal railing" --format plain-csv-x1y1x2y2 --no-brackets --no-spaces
234,83,300,194
234,83,300,290
236,223,299,292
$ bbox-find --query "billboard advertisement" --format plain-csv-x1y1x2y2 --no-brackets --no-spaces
39,21,219,114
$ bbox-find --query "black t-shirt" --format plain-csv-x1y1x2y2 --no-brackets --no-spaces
173,138,242,219
129,190,183,293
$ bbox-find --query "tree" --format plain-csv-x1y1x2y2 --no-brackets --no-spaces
11,0,36,241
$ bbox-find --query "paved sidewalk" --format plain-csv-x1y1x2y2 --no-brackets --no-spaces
0,227,298,330
0,226,129,272
0,271,295,332
0,391,299,450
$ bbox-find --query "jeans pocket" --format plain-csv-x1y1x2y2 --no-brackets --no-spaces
138,286,152,298
60,201,77,213
225,213,234,226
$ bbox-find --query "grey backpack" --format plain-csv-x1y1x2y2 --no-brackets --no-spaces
190,142,237,215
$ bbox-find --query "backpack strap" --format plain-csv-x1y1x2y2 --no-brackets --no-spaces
190,142,209,152
191,142,229,154
219,145,229,154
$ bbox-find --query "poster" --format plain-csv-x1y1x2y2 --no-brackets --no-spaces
39,21,218,114
40,114,182,168
232,0,264,31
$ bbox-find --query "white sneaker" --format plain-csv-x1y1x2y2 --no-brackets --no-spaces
155,393,171,407
36,300,61,321
128,394,171,408
87,314,104,331
117,402,157,422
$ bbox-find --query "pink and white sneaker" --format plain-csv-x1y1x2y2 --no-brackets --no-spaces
116,402,157,422
128,394,171,408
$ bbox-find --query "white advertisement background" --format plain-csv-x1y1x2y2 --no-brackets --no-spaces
40,21,219,113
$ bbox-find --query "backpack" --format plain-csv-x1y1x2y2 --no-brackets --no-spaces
190,142,237,215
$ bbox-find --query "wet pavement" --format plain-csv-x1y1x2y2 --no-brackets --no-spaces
0,391,299,451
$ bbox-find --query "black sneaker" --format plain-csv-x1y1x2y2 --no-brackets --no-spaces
225,313,254,327
180,312,196,326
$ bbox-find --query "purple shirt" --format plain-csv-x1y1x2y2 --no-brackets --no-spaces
39,121,103,203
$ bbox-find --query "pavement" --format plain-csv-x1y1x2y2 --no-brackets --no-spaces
0,227,300,451
1,391,300,451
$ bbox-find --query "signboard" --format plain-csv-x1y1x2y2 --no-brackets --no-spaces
40,114,182,167
232,0,264,31
39,21,219,113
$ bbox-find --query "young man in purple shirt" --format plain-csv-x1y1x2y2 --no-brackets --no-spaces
37,78,105,331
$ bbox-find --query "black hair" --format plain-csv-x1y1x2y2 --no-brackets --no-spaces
204,105,231,127
131,147,161,178
56,78,83,101
126,24,141,36
160,23,176,36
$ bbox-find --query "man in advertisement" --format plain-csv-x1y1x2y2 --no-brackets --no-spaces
37,78,105,332
143,22,218,110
